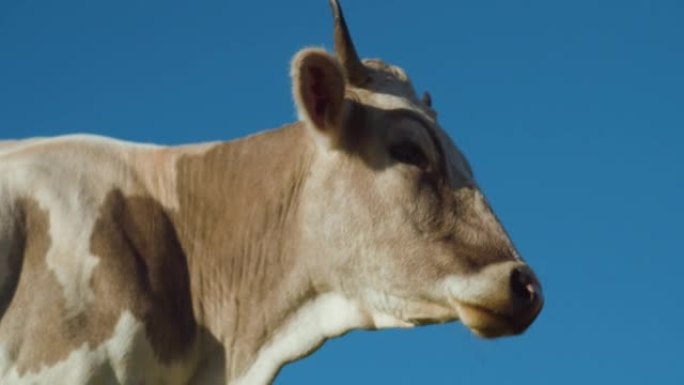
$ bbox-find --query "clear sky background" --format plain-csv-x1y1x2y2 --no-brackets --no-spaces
1,0,682,384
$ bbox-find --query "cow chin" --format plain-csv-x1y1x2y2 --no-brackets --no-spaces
454,302,531,338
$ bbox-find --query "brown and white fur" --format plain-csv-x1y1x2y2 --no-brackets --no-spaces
0,1,542,384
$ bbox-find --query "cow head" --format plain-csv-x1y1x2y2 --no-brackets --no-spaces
292,0,542,338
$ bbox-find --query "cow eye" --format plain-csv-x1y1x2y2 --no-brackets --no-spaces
389,142,429,169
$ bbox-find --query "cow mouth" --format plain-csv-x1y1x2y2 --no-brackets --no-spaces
370,295,537,337
454,302,527,338
398,301,522,337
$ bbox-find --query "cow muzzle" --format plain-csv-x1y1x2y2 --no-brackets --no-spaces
453,264,543,338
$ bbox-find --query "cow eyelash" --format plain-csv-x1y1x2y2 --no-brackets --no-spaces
389,142,429,169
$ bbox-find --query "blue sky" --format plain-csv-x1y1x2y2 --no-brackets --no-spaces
1,0,683,384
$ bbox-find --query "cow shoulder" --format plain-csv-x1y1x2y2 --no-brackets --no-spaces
0,136,201,383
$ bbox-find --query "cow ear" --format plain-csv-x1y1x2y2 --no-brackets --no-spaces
291,48,346,137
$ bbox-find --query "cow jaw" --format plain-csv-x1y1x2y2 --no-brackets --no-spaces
356,289,457,329
362,291,540,338
454,302,517,338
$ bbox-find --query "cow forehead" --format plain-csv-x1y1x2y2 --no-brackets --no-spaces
351,60,427,113
350,59,474,185
362,60,417,97
349,59,436,147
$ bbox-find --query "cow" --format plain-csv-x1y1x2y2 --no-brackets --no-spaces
0,1,543,384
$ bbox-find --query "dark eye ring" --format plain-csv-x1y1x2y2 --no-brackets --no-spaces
389,142,429,169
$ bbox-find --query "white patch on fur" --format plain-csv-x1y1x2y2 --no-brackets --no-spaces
234,293,371,385
0,311,198,385
369,311,415,329
0,135,219,314
41,203,101,316
132,141,219,212
363,290,455,326
352,88,427,118
23,138,123,315
0,140,103,314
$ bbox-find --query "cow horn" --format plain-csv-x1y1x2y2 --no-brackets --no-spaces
329,0,369,86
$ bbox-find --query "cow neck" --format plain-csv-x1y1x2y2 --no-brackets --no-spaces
171,122,320,379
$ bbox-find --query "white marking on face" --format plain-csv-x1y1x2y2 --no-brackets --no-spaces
351,88,428,118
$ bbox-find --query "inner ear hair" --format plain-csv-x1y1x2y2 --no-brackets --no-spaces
292,49,346,133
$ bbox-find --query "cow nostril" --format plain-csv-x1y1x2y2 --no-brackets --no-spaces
510,267,537,304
